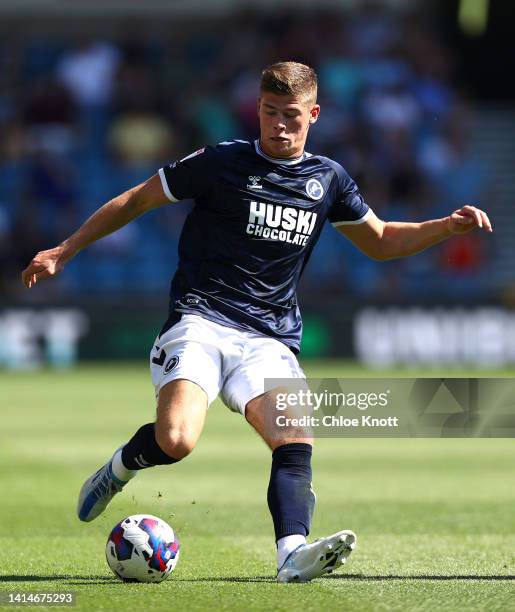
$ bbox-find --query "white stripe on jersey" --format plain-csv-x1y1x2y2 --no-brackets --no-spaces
332,208,373,226
180,147,206,162
158,167,178,202
219,139,250,146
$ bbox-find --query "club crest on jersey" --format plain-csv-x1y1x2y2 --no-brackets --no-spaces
306,179,324,200
247,176,262,190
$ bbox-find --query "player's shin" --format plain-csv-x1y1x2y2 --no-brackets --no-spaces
267,442,316,569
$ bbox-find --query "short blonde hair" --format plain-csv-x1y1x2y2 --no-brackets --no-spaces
260,61,318,105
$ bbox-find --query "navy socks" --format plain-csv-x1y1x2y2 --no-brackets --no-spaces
121,429,315,544
121,423,179,470
267,443,315,541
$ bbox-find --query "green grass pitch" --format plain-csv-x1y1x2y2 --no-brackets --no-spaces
1,362,514,611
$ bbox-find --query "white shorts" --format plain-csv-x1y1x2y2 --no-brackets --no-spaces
150,314,304,415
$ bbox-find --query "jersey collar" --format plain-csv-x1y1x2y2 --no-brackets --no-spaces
254,139,310,165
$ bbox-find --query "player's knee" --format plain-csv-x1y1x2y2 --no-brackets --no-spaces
155,427,197,460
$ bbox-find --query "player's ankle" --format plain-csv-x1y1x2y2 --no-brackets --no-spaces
111,448,137,482
277,534,306,569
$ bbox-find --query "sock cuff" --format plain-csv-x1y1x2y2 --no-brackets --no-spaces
272,442,312,463
275,520,309,540
121,422,180,469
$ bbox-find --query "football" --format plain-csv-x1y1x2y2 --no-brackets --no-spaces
105,514,180,583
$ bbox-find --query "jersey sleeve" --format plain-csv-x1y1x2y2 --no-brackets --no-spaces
328,168,372,226
158,146,218,202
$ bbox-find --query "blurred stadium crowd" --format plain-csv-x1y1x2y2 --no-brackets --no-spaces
0,6,493,301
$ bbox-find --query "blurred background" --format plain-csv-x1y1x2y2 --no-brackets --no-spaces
0,0,514,370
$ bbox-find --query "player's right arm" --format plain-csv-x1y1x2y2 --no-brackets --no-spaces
21,174,168,289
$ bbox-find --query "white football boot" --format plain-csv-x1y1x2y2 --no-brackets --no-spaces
277,530,357,583
77,447,130,522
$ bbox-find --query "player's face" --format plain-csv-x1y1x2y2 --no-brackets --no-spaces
258,92,320,159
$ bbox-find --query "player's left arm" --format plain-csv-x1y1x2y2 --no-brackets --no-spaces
337,205,493,261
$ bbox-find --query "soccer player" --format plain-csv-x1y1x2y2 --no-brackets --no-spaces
21,62,492,582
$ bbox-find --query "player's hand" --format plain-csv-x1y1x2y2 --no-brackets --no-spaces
21,246,69,289
447,205,493,235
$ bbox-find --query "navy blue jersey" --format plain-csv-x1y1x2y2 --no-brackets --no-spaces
158,139,371,352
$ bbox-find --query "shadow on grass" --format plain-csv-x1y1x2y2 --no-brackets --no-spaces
179,573,515,583
0,575,118,584
0,574,276,585
326,573,515,581
3,573,513,585
177,576,275,583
